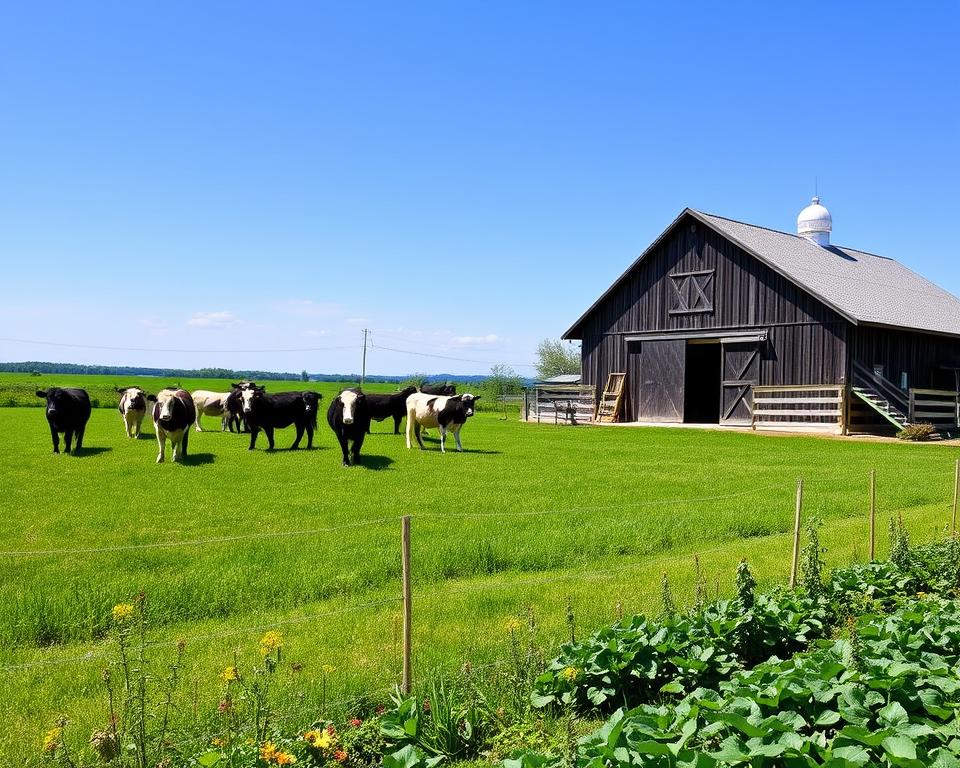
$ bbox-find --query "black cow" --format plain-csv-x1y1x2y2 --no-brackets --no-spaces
36,387,91,454
366,386,418,435
224,388,244,433
147,388,196,463
420,383,457,396
239,386,320,450
327,389,371,466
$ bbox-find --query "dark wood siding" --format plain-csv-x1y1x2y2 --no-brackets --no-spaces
577,213,849,414
850,326,960,390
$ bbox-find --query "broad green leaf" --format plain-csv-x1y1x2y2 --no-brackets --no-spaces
880,735,917,762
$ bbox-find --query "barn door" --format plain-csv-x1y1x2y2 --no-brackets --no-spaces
721,342,759,424
640,340,685,422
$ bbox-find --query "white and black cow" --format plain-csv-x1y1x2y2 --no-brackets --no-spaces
115,386,148,438
366,386,418,435
147,388,197,463
240,386,320,450
191,390,235,432
36,387,92,454
406,392,480,453
327,388,371,466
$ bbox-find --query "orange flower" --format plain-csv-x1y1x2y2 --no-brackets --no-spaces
334,749,348,763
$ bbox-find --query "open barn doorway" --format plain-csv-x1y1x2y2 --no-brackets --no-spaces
684,341,721,423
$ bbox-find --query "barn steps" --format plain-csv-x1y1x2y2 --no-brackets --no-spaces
851,387,909,429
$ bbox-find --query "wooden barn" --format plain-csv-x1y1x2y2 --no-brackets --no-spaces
563,199,960,435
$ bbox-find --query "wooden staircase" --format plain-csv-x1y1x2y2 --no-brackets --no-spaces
851,387,909,429
595,372,626,423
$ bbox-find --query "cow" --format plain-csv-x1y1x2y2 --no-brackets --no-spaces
224,387,244,433
191,390,235,432
327,388,371,466
366,386,418,435
406,392,480,453
239,385,320,450
420,383,457,396
115,386,148,438
147,388,196,463
36,387,91,454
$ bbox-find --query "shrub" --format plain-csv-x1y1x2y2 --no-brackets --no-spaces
897,422,937,440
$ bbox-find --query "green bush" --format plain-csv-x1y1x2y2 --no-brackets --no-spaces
897,422,937,441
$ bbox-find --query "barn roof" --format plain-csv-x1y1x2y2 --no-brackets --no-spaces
563,208,960,339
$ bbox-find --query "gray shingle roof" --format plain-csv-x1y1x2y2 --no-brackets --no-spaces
563,208,960,339
692,210,960,336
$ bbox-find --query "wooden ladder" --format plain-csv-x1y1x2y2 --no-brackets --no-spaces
595,372,626,423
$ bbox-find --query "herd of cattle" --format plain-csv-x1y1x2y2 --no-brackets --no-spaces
33,382,481,466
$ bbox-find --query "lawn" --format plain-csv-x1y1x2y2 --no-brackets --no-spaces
1,373,959,764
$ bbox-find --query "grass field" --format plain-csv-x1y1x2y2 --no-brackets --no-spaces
2,372,960,764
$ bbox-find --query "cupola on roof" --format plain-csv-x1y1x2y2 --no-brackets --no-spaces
797,196,832,246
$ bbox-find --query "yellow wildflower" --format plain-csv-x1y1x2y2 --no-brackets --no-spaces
276,752,298,765
211,737,225,748
321,664,336,675
304,730,321,746
260,630,283,656
112,603,134,623
219,666,238,683
505,618,522,632
561,666,578,682
42,727,63,754
311,730,334,750
261,742,279,762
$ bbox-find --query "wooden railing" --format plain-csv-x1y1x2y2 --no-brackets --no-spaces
524,385,596,425
909,388,960,429
851,360,909,415
752,385,845,432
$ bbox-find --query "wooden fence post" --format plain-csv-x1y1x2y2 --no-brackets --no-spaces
953,460,959,537
789,478,803,589
869,469,876,560
401,515,412,695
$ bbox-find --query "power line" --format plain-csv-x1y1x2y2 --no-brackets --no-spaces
370,341,537,368
0,336,358,355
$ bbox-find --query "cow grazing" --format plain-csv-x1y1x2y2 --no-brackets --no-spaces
420,383,456,396
240,386,320,450
366,386,418,435
327,388,371,466
115,386,148,438
191,390,235,432
147,388,196,463
406,392,480,453
36,387,92,454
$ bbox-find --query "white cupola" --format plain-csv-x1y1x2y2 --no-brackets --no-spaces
797,196,832,246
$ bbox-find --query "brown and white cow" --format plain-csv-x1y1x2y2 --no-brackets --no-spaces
191,389,234,432
115,386,148,438
147,388,197,463
405,392,480,453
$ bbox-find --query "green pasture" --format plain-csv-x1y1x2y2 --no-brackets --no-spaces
1,372,959,764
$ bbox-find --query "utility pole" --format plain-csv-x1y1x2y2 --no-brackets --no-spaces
361,328,369,387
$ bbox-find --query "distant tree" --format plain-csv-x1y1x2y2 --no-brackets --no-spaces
535,339,581,379
300,369,310,382
484,364,524,418
400,373,428,390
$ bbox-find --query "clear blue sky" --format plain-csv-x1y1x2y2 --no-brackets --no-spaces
1,2,957,375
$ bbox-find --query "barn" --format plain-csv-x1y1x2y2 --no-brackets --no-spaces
563,199,960,435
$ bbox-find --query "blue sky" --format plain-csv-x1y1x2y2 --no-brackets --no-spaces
1,2,957,375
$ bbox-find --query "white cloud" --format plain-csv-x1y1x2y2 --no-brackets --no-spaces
450,334,501,346
345,317,369,326
274,299,343,318
187,311,240,329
